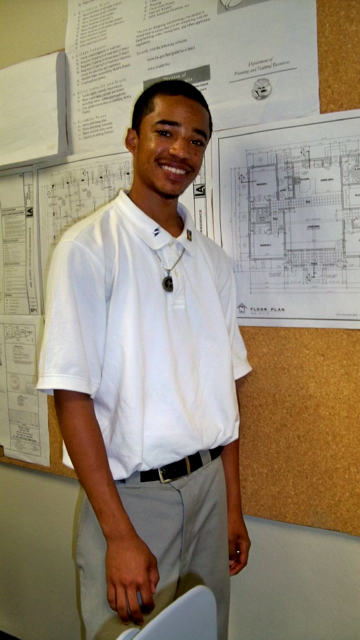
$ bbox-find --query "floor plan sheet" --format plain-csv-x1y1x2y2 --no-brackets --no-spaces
213,111,360,328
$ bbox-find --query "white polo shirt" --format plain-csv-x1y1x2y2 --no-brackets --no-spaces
37,190,251,479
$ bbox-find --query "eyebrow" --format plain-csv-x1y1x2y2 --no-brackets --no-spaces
154,119,209,142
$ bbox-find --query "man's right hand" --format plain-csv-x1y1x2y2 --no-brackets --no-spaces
106,532,160,625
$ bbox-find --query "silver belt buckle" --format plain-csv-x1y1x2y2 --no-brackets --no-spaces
158,456,191,483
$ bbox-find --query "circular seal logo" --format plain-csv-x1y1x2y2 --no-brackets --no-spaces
252,77,272,100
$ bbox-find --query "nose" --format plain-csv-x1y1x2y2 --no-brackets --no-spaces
169,135,190,158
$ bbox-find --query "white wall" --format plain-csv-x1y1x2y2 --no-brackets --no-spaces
0,0,67,69
229,516,360,640
1,2,360,639
0,464,82,640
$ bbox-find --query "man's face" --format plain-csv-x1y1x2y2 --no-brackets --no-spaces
126,94,210,200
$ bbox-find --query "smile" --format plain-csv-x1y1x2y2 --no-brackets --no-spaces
161,165,187,175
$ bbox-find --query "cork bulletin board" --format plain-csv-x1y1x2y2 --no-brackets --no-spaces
1,0,360,535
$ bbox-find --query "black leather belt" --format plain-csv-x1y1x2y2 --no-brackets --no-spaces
140,446,223,484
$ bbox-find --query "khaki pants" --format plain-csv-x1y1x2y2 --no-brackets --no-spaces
76,455,230,640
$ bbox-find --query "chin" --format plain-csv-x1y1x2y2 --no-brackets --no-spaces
155,186,188,200
159,191,183,200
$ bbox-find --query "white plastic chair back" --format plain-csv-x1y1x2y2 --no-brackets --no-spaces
116,585,217,640
117,629,139,640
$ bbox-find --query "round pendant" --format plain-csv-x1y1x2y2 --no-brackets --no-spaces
162,275,173,292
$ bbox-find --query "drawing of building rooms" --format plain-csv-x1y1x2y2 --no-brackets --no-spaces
238,139,360,292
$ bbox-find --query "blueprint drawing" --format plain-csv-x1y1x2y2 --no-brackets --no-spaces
38,152,133,274
213,111,360,328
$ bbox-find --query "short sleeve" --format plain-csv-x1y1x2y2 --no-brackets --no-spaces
37,238,107,396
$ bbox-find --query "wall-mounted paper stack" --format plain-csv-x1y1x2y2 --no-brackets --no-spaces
0,51,67,168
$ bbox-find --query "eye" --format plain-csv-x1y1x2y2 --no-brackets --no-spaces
157,129,171,137
191,139,205,147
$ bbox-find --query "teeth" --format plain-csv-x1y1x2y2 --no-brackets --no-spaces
162,165,186,175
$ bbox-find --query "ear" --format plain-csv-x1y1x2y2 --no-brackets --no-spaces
125,128,138,154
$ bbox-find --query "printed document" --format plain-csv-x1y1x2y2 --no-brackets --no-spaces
0,169,41,316
212,111,360,328
0,52,67,168
65,0,318,154
0,315,49,466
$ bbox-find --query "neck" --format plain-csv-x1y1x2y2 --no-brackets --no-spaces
127,187,184,237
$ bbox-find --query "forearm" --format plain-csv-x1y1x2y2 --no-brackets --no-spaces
54,389,134,541
223,376,248,516
221,438,250,574
221,438,243,514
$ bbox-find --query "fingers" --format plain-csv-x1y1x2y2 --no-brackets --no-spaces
108,583,156,625
117,589,133,625
229,538,251,576
107,560,159,625
105,536,160,625
229,549,241,576
107,582,117,613
135,583,156,618
107,582,129,622
229,549,245,575
126,588,148,626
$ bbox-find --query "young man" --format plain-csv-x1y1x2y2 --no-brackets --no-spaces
37,80,251,640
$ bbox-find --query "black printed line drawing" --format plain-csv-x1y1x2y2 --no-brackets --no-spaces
252,78,272,100
230,136,360,294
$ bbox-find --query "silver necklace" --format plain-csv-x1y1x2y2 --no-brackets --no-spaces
153,247,185,292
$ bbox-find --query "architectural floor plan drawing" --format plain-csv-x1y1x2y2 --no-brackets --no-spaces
213,111,360,328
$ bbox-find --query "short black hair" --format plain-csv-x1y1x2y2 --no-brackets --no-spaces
131,80,212,138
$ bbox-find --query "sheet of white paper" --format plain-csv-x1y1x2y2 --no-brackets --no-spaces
0,168,42,315
38,151,131,283
37,150,212,289
0,52,67,168
0,315,49,466
65,0,318,154
212,110,360,329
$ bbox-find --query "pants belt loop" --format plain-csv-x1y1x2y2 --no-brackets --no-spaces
124,470,142,487
199,449,212,466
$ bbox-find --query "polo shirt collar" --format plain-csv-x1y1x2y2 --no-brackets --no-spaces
117,190,197,256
